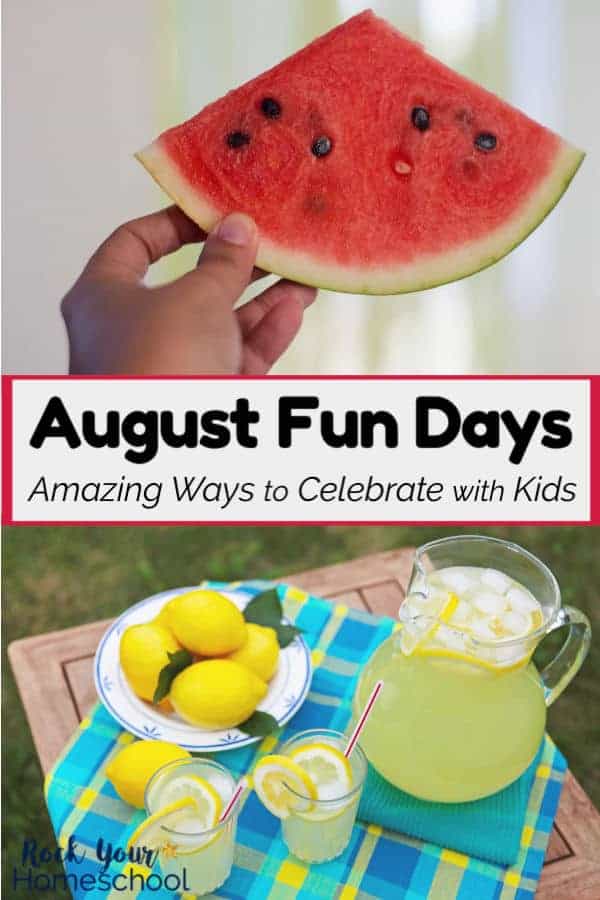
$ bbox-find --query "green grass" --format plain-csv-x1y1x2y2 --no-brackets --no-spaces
2,525,599,892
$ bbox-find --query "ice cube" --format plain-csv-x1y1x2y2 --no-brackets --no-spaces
402,597,421,619
435,625,464,651
176,814,208,835
451,599,473,626
408,587,445,616
209,770,236,804
400,600,426,625
480,568,512,593
473,591,508,616
502,610,531,636
438,568,473,594
470,619,497,642
506,587,540,615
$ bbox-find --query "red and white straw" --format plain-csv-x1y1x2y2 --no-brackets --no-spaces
343,680,384,758
219,778,248,823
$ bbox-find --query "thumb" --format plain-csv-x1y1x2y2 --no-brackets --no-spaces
185,212,258,304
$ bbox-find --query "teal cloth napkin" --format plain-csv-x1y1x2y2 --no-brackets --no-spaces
358,743,543,866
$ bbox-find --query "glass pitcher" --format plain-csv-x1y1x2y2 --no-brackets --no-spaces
354,535,591,803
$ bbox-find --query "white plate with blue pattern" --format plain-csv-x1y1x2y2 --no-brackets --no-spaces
94,585,312,752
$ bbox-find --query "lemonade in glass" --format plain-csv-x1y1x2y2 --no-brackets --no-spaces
254,728,367,863
143,758,239,895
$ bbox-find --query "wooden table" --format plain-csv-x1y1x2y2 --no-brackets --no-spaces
9,549,600,898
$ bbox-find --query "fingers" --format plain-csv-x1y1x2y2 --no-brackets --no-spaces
182,213,259,305
84,206,205,282
237,278,317,337
240,280,317,374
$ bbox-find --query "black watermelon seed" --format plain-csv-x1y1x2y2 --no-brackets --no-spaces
475,132,497,151
227,130,251,149
411,106,430,131
261,97,281,118
312,136,332,157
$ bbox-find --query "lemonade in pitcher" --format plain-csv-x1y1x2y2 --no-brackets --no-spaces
355,537,591,803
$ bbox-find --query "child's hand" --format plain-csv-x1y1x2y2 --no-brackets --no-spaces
61,206,316,374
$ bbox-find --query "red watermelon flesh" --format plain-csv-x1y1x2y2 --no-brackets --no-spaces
136,10,583,295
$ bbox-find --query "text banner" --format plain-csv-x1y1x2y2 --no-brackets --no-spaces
3,377,594,524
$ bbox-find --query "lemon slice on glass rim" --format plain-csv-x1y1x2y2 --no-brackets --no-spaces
126,797,199,860
128,775,227,859
288,742,355,821
253,754,317,819
157,774,222,828
289,742,353,798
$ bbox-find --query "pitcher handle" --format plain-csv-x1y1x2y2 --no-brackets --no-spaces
539,606,591,707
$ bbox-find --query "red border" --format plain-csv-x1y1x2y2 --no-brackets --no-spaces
2,374,596,527
3,374,597,381
2,378,13,525
591,376,600,524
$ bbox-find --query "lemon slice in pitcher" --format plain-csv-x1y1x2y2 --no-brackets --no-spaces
401,591,459,655
253,755,317,819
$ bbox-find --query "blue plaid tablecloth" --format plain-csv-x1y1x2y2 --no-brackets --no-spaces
45,581,566,899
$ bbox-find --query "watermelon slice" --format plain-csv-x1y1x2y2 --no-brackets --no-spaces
136,10,583,295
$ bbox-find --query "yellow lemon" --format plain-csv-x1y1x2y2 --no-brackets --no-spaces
227,623,280,681
170,659,267,729
167,590,246,656
151,604,174,631
119,623,182,703
105,740,190,808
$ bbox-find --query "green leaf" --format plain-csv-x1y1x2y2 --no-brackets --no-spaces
274,623,302,648
238,710,279,737
243,589,283,628
153,649,194,705
243,589,303,649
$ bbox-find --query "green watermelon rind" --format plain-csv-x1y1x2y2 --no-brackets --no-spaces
136,140,584,296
